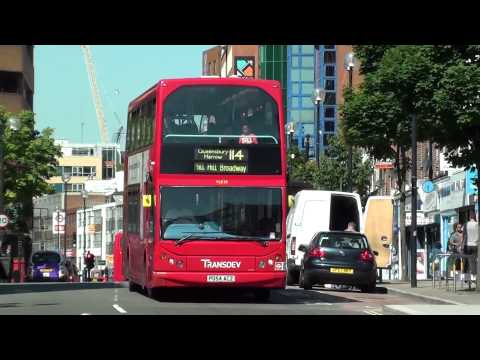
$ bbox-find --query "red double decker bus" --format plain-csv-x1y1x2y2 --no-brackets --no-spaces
122,77,286,300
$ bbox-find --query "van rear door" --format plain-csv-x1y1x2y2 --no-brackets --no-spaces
295,200,330,246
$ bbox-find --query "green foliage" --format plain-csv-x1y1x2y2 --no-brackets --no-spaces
0,107,62,228
287,136,373,204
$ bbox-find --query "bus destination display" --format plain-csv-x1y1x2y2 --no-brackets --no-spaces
194,148,248,174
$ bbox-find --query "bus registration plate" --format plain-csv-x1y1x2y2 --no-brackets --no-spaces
207,275,236,283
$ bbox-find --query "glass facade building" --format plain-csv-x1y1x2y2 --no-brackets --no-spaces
258,45,288,116
259,45,338,158
287,45,337,157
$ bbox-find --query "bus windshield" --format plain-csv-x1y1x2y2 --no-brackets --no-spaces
161,85,282,175
32,252,61,264
163,85,280,145
161,187,282,241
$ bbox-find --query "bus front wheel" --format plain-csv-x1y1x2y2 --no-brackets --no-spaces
129,280,140,292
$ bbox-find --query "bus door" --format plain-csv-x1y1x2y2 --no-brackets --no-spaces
143,173,155,284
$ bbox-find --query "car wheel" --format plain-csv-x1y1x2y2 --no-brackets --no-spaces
360,282,376,293
254,289,271,302
302,271,313,290
299,269,304,288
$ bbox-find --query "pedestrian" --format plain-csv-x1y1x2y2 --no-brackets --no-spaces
448,223,464,254
463,211,479,278
344,222,358,232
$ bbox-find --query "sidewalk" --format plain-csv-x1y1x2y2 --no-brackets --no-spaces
382,280,480,305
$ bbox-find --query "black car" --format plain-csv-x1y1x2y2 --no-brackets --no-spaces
298,231,378,293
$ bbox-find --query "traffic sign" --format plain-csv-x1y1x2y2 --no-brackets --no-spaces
52,211,65,234
0,214,9,228
422,180,435,193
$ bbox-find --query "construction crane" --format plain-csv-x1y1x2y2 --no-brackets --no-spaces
80,45,109,144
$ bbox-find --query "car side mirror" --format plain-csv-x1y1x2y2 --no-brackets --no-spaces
298,244,308,252
373,251,379,256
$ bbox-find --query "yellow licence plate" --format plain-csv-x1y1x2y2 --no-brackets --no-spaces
40,269,52,273
330,268,354,274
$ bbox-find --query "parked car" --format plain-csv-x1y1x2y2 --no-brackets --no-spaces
286,190,364,285
298,231,378,293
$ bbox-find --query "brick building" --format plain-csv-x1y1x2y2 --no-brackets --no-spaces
203,45,259,78
0,45,34,112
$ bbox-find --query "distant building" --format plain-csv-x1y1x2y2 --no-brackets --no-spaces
76,200,123,273
0,45,34,112
32,192,108,254
49,140,121,193
203,45,259,78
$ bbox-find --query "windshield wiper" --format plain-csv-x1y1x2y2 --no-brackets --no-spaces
223,235,274,246
175,232,224,246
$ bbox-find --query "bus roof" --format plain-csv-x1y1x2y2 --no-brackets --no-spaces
128,77,281,111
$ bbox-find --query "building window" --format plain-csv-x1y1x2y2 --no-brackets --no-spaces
325,121,335,132
301,83,314,95
324,92,336,105
291,82,300,95
301,97,313,108
325,79,335,91
301,45,314,54
0,71,23,93
324,51,336,64
325,65,335,77
292,56,300,67
324,107,335,118
301,56,314,67
301,69,314,82
93,233,102,248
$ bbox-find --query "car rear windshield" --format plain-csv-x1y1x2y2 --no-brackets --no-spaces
315,233,368,250
32,252,61,264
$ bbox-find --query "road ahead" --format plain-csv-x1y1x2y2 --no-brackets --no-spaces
0,282,436,315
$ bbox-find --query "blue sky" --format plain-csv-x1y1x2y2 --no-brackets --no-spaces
34,45,212,144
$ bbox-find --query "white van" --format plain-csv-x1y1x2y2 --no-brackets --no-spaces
286,190,364,285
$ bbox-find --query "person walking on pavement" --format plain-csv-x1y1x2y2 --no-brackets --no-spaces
448,222,464,272
463,211,479,279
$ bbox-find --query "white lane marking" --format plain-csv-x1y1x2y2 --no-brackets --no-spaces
114,288,118,303
385,305,425,315
306,302,333,306
363,310,383,315
113,304,127,314
81,313,91,315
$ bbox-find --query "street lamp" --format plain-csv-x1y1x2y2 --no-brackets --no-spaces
311,88,326,167
81,189,88,255
62,173,71,259
344,52,356,193
287,122,295,148
0,117,21,216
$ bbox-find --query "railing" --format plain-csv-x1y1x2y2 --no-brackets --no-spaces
432,252,477,292
165,134,279,144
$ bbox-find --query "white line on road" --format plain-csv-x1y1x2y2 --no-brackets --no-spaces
305,302,333,306
363,310,383,315
113,304,127,314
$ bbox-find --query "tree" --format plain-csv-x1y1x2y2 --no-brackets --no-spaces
314,135,373,206
341,45,438,280
287,136,373,205
428,58,480,290
0,107,62,231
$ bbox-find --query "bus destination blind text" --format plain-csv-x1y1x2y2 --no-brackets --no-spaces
194,148,248,174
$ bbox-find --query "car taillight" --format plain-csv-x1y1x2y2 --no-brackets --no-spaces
291,237,296,256
360,250,374,262
309,248,326,258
